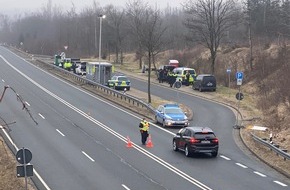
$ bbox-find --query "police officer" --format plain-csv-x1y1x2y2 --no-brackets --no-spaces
167,71,175,87
139,118,150,145
185,71,190,86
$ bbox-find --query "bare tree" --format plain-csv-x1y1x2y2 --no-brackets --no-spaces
126,0,148,69
183,0,237,74
127,1,166,103
141,7,166,103
0,85,38,125
244,0,253,70
0,14,11,43
106,5,127,64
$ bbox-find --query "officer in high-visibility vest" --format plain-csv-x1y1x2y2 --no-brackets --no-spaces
139,118,150,145
167,71,175,87
185,71,190,86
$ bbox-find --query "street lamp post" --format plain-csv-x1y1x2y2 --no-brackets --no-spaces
98,14,106,84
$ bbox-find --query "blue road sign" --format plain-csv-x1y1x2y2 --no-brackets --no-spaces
236,72,243,80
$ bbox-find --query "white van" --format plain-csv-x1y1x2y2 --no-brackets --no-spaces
172,67,197,84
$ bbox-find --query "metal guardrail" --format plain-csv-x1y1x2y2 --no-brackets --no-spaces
32,54,52,59
28,53,290,162
251,132,290,161
34,58,156,116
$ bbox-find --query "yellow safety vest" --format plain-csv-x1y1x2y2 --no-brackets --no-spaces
140,121,149,131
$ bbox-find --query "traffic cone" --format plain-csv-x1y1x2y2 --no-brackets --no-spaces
126,136,133,148
146,134,154,148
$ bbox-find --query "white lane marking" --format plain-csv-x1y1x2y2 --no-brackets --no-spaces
122,184,130,190
273,181,288,187
0,125,51,190
1,79,5,82
1,55,212,190
4,52,175,136
56,129,65,137
220,155,231,160
253,171,267,177
235,163,248,169
81,151,95,162
25,101,30,106
38,113,45,119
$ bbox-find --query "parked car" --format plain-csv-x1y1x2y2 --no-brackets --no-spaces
107,75,131,91
172,67,197,85
158,65,176,72
157,65,175,83
173,126,219,157
75,62,86,76
193,74,216,92
155,104,189,127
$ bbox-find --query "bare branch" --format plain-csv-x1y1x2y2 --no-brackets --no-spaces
0,85,38,125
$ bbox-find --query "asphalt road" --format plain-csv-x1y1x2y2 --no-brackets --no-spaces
0,46,289,190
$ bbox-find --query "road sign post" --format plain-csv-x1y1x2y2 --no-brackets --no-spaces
174,81,182,102
226,68,231,88
234,72,244,129
16,148,33,190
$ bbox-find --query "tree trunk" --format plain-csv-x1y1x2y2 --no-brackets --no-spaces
152,54,159,77
120,49,123,64
248,19,253,70
115,47,119,64
138,44,143,69
211,50,216,75
148,51,152,103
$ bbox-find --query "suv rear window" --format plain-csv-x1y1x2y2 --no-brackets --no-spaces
194,132,215,139
203,76,215,82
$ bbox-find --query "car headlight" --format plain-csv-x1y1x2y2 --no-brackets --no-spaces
165,117,173,123
165,118,173,122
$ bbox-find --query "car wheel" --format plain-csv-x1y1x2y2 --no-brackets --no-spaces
173,140,178,151
155,116,159,124
162,120,166,128
185,145,191,157
212,151,218,157
199,86,202,92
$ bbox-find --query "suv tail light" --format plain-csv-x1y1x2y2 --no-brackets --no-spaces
212,138,219,143
189,138,200,144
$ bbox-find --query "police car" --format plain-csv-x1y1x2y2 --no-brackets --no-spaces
107,75,131,91
172,67,197,84
155,104,189,127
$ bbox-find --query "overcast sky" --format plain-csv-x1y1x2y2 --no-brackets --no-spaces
0,0,185,17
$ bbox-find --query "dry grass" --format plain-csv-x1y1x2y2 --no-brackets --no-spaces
0,137,35,190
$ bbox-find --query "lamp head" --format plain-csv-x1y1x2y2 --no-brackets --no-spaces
99,14,106,19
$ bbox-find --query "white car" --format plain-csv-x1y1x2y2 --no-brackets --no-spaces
76,62,86,76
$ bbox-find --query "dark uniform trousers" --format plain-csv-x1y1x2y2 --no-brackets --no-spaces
140,130,149,145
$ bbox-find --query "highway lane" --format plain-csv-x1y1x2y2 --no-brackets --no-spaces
0,57,174,189
123,73,290,188
0,47,214,189
0,46,289,189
